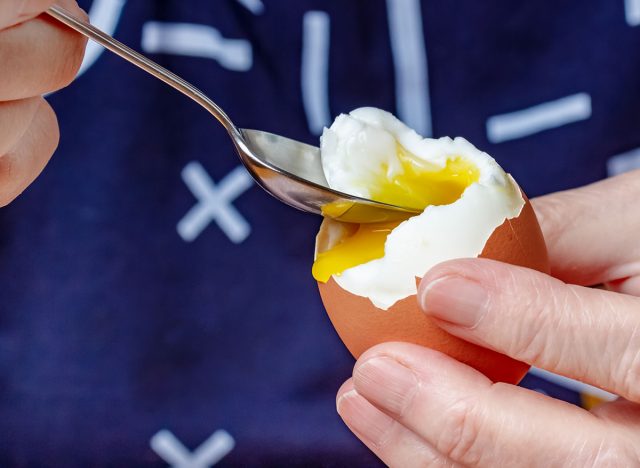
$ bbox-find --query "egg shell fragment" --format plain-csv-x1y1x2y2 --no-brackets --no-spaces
316,195,549,384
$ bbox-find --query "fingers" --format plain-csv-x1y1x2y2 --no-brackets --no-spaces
337,380,461,467
343,343,633,467
532,171,640,289
418,258,640,402
0,0,55,29
0,0,86,206
0,97,59,206
0,0,88,100
0,97,41,155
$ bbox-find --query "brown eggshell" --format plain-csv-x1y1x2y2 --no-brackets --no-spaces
317,196,549,384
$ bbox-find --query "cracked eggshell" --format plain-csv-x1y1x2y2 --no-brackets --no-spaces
316,194,549,384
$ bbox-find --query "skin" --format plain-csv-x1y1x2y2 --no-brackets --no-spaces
337,170,640,466
0,0,87,207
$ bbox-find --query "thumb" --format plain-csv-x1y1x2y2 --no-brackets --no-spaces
417,257,640,401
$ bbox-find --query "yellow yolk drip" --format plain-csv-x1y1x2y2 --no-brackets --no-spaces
313,148,480,283
312,222,397,283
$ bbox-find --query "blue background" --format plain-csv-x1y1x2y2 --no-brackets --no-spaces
1,1,637,465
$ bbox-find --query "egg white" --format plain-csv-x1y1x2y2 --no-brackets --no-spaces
319,107,525,310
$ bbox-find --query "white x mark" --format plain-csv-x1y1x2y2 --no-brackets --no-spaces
150,429,235,468
178,162,253,243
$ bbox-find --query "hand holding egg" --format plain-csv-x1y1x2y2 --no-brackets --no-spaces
0,0,86,207
320,122,640,466
314,108,548,384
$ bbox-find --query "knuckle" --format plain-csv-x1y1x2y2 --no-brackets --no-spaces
510,305,548,364
503,275,556,364
434,396,485,465
503,274,579,373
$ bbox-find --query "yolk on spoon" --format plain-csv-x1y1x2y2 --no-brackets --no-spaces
313,147,480,283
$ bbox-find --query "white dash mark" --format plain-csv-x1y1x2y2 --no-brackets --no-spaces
386,0,432,137
486,93,592,144
607,147,640,176
528,368,617,401
77,0,127,78
301,11,332,136
150,429,235,467
235,0,265,15
178,163,253,244
141,22,252,71
625,0,640,26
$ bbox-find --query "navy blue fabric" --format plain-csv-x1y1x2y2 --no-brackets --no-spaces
0,1,636,465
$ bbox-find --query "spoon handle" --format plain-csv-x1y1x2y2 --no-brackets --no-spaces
47,5,239,135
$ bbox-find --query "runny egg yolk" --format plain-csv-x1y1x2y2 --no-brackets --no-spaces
312,147,480,283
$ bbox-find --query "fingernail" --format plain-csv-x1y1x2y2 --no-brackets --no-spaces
419,276,488,328
353,357,418,416
337,390,395,447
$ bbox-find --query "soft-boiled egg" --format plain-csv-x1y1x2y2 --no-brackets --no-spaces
313,107,549,384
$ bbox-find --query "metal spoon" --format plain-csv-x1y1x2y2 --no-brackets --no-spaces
47,5,420,223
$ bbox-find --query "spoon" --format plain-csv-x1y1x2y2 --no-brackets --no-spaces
47,5,420,223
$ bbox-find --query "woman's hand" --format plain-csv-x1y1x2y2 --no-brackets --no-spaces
0,0,87,207
337,170,640,467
